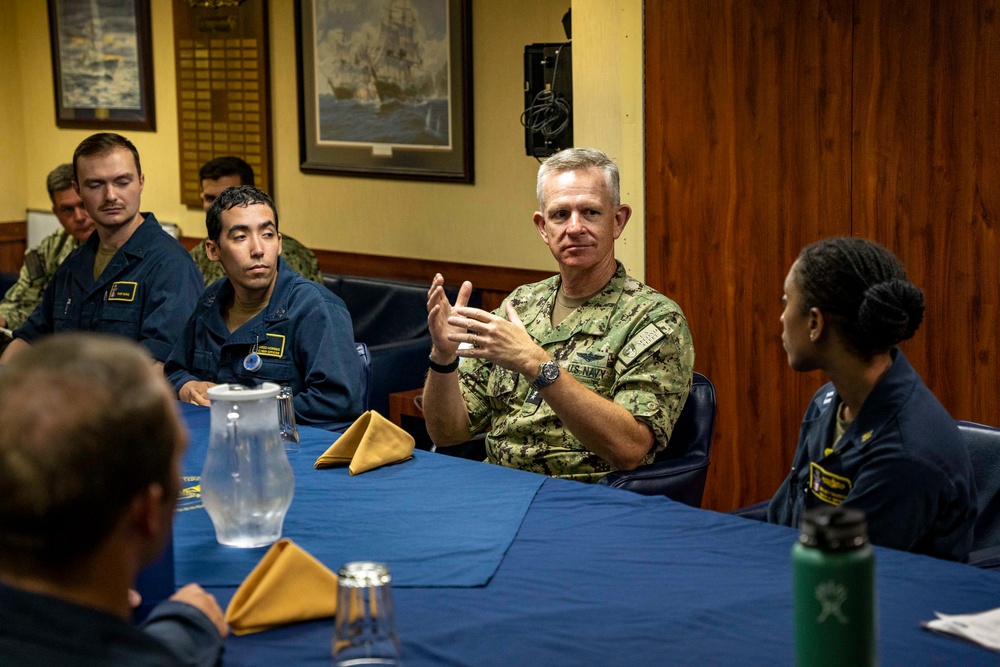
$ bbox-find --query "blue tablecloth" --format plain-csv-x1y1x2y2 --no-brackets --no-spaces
175,403,543,589
212,476,1000,666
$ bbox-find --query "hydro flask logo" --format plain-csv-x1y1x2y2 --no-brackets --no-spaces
815,581,849,624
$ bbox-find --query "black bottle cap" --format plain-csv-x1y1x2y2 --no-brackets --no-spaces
798,506,869,551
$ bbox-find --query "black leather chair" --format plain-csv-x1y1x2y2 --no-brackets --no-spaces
598,372,717,507
324,273,480,416
0,272,17,296
957,420,1000,568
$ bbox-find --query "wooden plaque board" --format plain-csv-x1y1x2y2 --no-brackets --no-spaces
172,0,272,207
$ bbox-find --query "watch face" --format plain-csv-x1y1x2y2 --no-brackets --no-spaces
532,361,560,389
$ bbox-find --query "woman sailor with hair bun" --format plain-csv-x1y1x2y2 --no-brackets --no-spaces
766,237,976,561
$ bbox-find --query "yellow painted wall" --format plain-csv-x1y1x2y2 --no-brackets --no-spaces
573,0,645,277
0,5,28,221
10,0,643,276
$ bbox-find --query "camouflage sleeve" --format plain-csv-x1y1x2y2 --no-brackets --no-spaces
458,354,497,438
280,237,323,283
612,307,695,454
190,240,224,286
0,232,73,330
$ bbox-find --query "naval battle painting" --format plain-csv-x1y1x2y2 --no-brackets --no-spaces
296,0,472,182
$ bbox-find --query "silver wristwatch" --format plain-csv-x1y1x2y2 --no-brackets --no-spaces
529,360,560,390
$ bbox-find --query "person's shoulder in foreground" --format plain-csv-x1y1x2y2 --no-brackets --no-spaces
0,581,221,667
0,333,227,665
766,236,975,561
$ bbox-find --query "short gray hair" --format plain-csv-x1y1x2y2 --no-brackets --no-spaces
536,147,620,209
46,164,75,201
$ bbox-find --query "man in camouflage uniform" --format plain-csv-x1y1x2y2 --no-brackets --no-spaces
0,165,95,353
422,148,695,482
190,156,322,285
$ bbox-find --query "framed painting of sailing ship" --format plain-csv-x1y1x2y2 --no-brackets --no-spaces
47,0,155,131
295,0,473,183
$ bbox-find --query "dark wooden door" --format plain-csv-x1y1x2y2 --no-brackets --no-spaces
645,0,1000,511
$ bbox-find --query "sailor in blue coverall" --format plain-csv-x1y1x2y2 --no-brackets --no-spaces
13,212,202,362
768,348,975,561
164,185,364,432
766,237,975,561
4,133,204,364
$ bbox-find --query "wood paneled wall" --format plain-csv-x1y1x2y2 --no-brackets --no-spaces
0,222,26,274
645,0,1000,511
852,0,1000,423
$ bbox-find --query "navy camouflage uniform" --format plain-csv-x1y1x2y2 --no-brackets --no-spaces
165,258,364,432
459,262,695,482
767,348,976,561
190,234,322,285
0,228,82,331
13,214,203,362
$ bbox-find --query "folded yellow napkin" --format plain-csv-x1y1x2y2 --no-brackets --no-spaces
314,410,415,475
224,539,338,636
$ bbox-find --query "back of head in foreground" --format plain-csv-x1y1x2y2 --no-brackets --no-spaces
0,333,179,582
794,236,924,361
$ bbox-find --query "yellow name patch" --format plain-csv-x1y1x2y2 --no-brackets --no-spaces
258,333,286,359
175,476,202,512
809,462,852,506
108,281,138,302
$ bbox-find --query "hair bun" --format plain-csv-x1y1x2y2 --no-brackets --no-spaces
856,279,925,347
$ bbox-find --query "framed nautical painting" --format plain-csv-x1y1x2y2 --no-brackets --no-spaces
295,0,473,183
47,0,155,131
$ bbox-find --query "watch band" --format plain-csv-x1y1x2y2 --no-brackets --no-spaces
428,356,460,373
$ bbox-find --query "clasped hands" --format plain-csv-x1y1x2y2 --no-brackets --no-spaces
427,274,548,377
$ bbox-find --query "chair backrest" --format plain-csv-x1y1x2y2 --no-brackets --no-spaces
657,371,717,462
957,420,1000,553
596,371,717,506
324,273,481,347
356,342,373,412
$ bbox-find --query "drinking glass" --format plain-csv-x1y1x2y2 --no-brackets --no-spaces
277,385,299,453
333,562,401,666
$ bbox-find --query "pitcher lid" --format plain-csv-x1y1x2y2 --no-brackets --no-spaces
207,382,281,401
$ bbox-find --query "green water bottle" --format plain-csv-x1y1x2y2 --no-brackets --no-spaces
793,506,876,666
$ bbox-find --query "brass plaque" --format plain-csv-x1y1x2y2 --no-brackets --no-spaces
173,0,272,207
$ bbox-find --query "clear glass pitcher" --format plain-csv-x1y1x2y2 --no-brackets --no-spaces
202,383,295,548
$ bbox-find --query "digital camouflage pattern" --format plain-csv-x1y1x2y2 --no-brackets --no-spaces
190,234,322,285
459,262,695,483
0,229,79,331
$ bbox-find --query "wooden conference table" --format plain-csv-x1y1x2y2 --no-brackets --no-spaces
175,404,1000,666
